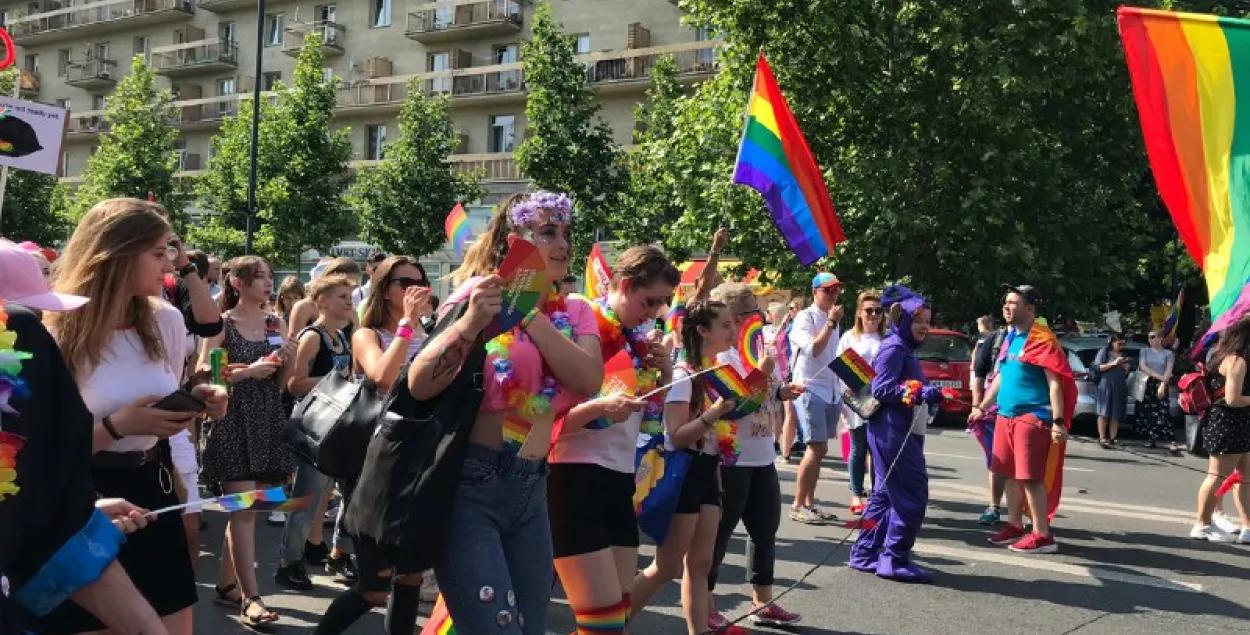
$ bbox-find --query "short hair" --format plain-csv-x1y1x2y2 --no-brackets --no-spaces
710,281,755,306
367,252,387,266
185,249,209,274
324,256,361,277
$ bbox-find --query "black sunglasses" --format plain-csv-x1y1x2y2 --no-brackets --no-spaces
392,277,430,289
863,307,883,315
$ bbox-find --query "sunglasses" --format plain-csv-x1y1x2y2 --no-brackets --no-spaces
392,277,430,289
862,307,883,315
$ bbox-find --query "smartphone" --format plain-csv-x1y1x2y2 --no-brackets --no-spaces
151,389,207,414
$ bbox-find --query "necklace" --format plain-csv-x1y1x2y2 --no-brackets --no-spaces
590,299,662,431
486,297,573,419
0,308,33,501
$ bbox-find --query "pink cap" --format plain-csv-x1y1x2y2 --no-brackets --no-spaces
0,239,88,311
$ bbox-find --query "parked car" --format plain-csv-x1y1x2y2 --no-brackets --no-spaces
1061,338,1181,427
918,329,974,421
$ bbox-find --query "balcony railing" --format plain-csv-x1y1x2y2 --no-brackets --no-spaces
283,20,345,57
338,80,410,111
10,0,195,45
583,41,722,92
406,0,522,43
65,59,119,90
198,0,289,11
152,39,238,77
451,153,521,181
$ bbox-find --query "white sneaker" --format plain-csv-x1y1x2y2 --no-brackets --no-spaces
1212,511,1241,534
419,570,439,603
1239,528,1250,545
1190,524,1233,542
268,511,287,525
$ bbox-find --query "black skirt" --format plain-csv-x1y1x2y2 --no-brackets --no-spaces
39,442,198,635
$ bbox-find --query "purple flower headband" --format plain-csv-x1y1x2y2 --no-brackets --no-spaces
508,190,574,227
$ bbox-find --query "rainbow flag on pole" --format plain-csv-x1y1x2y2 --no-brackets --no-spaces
419,595,455,635
584,243,612,301
828,348,875,393
444,203,472,258
1118,7,1250,326
733,53,845,266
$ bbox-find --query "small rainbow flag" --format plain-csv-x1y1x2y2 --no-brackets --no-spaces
249,495,313,513
486,237,550,340
829,348,875,393
1162,288,1184,339
665,288,687,335
419,595,456,635
584,243,612,301
585,350,640,431
444,203,472,259
215,487,287,512
733,53,845,266
502,413,534,454
737,314,765,370
704,365,769,420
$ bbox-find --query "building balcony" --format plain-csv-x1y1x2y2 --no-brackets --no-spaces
283,20,345,58
152,39,238,78
10,0,195,46
338,78,409,114
350,152,521,183
405,0,523,44
65,60,119,91
422,62,525,106
67,111,110,138
173,92,272,131
197,0,289,11
582,41,722,95
18,69,40,98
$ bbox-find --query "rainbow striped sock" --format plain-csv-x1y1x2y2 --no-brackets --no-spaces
574,599,629,634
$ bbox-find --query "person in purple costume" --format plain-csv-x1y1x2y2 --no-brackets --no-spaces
848,285,943,583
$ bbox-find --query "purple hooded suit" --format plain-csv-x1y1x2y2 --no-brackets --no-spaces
848,286,940,583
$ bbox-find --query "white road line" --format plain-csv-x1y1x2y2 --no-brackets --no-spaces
926,451,1094,472
913,543,1205,593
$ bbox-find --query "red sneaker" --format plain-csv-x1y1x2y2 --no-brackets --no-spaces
1009,531,1058,554
751,603,801,626
708,613,749,634
988,524,1027,545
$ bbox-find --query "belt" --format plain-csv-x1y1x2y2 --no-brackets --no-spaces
93,446,161,469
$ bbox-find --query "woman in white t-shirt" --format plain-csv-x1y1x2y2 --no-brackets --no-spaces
836,290,886,515
43,198,227,635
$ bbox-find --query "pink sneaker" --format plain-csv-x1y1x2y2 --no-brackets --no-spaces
708,613,749,634
751,603,801,626
1009,531,1058,554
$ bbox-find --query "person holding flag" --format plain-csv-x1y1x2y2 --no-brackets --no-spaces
971,285,1076,555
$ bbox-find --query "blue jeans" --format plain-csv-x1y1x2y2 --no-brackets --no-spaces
847,425,870,497
279,459,347,565
435,445,552,635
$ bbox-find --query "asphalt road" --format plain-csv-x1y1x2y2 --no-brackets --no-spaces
190,427,1250,635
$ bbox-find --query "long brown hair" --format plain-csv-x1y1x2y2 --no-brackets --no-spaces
361,256,427,329
1211,317,1250,374
275,275,306,315
220,255,270,311
852,289,886,338
46,198,172,379
679,300,727,416
450,192,529,286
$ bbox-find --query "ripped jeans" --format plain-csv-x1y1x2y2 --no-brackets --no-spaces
434,444,552,635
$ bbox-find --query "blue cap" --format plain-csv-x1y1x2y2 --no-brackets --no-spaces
812,272,842,290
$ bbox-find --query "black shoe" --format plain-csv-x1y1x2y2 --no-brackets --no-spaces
326,554,358,583
304,541,330,566
789,442,805,459
274,562,314,591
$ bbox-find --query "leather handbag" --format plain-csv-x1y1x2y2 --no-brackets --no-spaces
283,359,387,480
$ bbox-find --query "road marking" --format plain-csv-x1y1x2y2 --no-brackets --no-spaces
914,543,1205,593
926,451,1094,472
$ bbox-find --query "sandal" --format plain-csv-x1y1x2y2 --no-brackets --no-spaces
849,503,865,515
1099,439,1111,449
240,596,279,628
213,582,242,608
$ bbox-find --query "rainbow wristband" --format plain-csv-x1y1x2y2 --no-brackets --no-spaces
395,326,414,340
521,307,540,329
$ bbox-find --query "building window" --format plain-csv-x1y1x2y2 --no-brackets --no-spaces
264,14,285,47
574,34,591,54
495,44,519,89
175,139,187,170
371,0,391,27
56,98,71,110
92,43,110,62
262,71,281,91
92,95,106,111
427,52,450,93
217,77,236,96
23,54,38,74
58,49,71,77
0,11,10,27
322,68,335,85
219,21,236,42
59,152,69,178
489,114,515,153
366,124,387,161
134,36,150,63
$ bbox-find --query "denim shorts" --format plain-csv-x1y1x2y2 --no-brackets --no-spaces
434,444,552,635
796,392,840,443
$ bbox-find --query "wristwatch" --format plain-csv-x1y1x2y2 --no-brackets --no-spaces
178,262,199,279
397,318,413,329
1052,419,1067,428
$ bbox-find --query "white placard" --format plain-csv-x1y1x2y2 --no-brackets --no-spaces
0,97,68,176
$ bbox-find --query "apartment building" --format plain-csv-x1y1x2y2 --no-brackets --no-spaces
1,0,723,202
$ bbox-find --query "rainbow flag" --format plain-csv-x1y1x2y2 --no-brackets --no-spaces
215,487,287,512
1118,8,1250,325
733,53,845,266
1162,288,1184,339
502,413,534,454
419,595,456,635
704,365,769,419
584,243,612,301
737,314,765,370
583,350,640,431
829,348,875,393
444,203,472,258
665,287,687,335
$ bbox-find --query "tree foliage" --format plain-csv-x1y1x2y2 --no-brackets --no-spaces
630,0,1211,325
347,85,484,258
192,33,354,266
61,56,186,227
518,1,625,260
0,69,70,244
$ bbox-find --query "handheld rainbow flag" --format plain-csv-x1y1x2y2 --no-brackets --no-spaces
1162,289,1184,339
1118,8,1250,327
419,595,456,635
581,350,640,432
444,203,472,259
584,243,612,301
829,348,875,393
737,314,765,370
216,487,287,512
485,237,550,340
704,365,769,420
665,287,687,335
733,53,845,266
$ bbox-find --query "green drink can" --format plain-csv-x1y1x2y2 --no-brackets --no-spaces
209,348,227,386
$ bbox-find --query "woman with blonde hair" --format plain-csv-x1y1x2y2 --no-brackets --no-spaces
42,198,227,635
836,290,887,514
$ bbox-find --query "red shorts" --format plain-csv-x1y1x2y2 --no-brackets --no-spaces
991,413,1051,481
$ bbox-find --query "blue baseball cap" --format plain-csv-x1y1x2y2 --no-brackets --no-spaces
812,272,842,290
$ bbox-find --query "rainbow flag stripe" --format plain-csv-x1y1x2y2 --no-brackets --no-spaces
737,314,765,370
215,486,287,512
444,203,472,258
419,595,456,635
829,348,875,393
665,288,687,335
584,243,612,301
733,53,845,266
704,365,768,419
1118,7,1250,322
502,413,534,455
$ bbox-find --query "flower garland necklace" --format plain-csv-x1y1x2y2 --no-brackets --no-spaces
675,356,742,466
591,298,663,433
485,297,573,417
0,308,33,501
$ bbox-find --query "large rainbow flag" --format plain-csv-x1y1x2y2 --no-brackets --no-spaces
1118,7,1250,327
733,53,845,266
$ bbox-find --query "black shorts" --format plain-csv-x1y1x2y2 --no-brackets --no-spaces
548,463,640,558
676,452,722,514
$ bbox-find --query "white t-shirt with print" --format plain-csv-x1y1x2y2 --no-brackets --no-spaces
715,348,782,467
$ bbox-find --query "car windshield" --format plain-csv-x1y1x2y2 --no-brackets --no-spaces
917,334,972,362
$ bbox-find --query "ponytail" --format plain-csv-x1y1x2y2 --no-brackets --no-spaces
679,300,727,416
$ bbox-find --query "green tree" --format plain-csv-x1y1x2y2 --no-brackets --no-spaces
347,85,484,257
192,32,354,266
62,56,186,227
518,2,625,259
618,55,687,257
0,69,70,244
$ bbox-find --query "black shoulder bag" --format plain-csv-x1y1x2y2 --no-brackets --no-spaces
342,298,487,573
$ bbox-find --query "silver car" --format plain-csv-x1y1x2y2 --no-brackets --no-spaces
1061,338,1181,425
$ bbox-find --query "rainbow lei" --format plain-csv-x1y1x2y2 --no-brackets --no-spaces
485,298,573,417
592,299,663,433
0,308,33,501
713,417,741,467
900,379,924,406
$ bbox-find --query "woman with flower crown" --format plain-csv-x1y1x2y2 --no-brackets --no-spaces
547,245,680,635
405,191,603,635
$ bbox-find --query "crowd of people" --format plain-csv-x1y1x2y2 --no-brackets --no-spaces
0,191,1247,635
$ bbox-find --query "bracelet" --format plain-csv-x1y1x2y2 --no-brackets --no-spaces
395,326,414,340
101,416,124,440
520,307,540,329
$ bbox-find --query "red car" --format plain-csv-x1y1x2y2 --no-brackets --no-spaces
916,329,974,420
